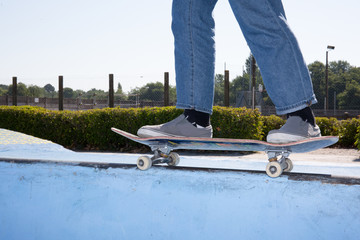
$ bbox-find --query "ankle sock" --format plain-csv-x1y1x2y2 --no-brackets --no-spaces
184,109,210,128
287,107,316,126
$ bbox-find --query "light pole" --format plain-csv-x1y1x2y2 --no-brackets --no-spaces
325,45,335,111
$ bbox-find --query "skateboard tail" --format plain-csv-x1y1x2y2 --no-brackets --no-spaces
110,127,162,146
111,127,137,139
267,136,339,153
111,127,143,144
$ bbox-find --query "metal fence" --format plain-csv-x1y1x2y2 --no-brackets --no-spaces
2,71,360,119
0,95,170,111
2,93,359,119
232,90,360,119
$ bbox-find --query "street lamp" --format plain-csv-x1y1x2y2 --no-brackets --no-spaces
325,45,335,111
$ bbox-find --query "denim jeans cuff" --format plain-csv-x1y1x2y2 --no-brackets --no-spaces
275,96,318,115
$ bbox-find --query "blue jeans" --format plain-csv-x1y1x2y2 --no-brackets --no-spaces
172,0,317,115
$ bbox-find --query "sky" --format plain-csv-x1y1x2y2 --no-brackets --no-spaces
0,0,359,93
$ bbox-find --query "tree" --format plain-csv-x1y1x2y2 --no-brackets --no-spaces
335,65,360,109
116,82,123,94
231,74,250,92
63,87,75,98
138,82,164,102
128,81,177,103
227,54,266,106
84,88,107,100
28,85,44,97
244,54,261,78
0,84,7,96
169,85,177,103
309,60,360,110
214,74,224,105
44,84,55,97
74,89,86,98
114,82,128,100
230,74,250,103
327,61,360,109
337,80,360,109
7,83,28,96
308,61,326,108
17,83,28,96
329,60,351,75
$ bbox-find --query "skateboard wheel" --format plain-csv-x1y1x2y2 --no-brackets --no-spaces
283,158,293,172
266,161,283,178
137,156,152,171
167,152,180,166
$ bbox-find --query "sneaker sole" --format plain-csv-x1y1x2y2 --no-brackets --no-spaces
267,133,308,144
137,128,180,138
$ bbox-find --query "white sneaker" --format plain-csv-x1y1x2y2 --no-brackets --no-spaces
266,116,321,143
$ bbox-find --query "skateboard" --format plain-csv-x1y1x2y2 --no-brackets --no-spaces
111,127,339,178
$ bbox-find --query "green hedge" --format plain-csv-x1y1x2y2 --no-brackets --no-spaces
211,107,263,139
0,106,184,150
339,118,360,148
0,106,263,150
0,105,359,150
356,126,360,149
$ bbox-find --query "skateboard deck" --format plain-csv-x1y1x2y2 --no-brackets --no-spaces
111,127,339,178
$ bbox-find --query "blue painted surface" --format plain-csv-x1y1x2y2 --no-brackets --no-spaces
0,161,360,240
1,128,360,239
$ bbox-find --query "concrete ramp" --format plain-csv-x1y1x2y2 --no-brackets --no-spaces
0,128,360,239
1,161,360,240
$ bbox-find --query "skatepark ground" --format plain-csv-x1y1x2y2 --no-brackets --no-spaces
0,128,359,239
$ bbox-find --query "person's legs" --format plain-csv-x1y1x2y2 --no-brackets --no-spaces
138,0,217,138
228,0,317,114
228,0,320,142
172,0,218,115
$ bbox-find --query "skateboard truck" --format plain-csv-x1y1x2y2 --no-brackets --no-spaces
136,144,180,171
265,150,293,178
136,143,294,178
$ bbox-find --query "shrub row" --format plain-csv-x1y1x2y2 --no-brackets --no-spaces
0,106,359,150
316,117,360,148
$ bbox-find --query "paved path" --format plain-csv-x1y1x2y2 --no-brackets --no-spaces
0,128,52,145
